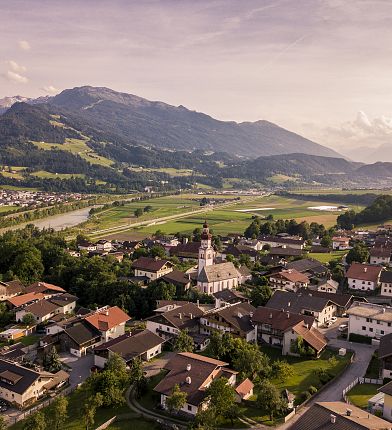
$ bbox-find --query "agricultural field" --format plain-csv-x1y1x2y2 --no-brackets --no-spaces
0,206,18,213
32,138,114,167
90,192,365,239
31,170,86,179
128,167,197,177
308,251,346,264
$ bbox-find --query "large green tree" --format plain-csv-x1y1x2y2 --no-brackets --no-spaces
173,329,194,352
52,396,68,430
256,380,286,421
206,377,236,418
166,384,187,414
23,411,46,430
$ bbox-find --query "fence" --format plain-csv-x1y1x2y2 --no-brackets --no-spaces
342,377,383,403
8,385,76,425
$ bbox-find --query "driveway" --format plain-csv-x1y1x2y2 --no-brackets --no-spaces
64,354,95,388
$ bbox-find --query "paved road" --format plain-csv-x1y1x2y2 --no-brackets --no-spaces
143,351,175,377
65,354,94,388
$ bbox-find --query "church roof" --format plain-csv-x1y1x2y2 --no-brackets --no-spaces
198,262,239,283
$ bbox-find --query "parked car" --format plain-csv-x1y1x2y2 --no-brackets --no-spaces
330,316,338,323
325,321,333,328
338,324,348,332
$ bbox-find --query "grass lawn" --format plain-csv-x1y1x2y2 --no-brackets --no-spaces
347,383,381,409
308,251,346,264
31,170,86,180
260,346,352,398
19,335,40,346
0,206,18,213
10,388,131,430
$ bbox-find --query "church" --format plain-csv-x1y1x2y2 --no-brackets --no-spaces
196,221,240,295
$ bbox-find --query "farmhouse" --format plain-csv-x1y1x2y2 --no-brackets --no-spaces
346,263,383,291
132,257,174,281
154,352,240,416
200,302,256,342
269,269,309,292
0,281,24,302
332,236,350,250
381,271,392,297
370,247,392,266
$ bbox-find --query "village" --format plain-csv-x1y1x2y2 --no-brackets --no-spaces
0,190,85,209
1,217,392,429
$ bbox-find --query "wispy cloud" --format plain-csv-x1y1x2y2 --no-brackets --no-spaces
5,71,29,84
18,40,31,51
41,85,60,95
7,60,26,74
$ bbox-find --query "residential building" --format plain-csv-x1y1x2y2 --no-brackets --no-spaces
286,258,329,278
332,237,351,250
77,240,97,252
370,248,392,266
269,269,309,292
96,239,113,252
59,320,101,357
252,307,326,356
132,257,174,281
169,241,201,260
0,359,68,409
84,306,130,343
161,269,191,292
266,289,337,326
258,235,305,250
16,300,60,324
0,281,24,302
288,401,392,430
378,333,392,379
7,293,46,309
24,282,66,296
154,352,242,416
200,302,256,342
269,247,303,258
347,302,392,339
346,263,383,291
316,278,339,294
381,272,392,297
378,381,392,423
213,289,249,308
94,329,165,368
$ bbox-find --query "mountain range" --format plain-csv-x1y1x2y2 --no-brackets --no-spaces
0,86,392,192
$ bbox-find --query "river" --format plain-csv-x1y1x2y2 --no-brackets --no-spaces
0,206,94,233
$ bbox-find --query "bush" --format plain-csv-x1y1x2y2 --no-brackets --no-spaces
308,386,318,394
349,333,372,344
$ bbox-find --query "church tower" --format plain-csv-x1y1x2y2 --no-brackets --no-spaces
198,220,215,275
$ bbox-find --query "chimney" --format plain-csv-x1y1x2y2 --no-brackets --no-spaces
186,376,192,385
269,313,273,319
364,267,367,272
186,364,191,372
383,308,386,313
105,310,109,316
197,299,200,308
287,312,290,319
179,313,182,319
237,311,243,318
189,313,193,319
346,409,352,417
288,302,291,307
330,414,336,423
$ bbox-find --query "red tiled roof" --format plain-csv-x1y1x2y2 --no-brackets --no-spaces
25,282,65,294
85,306,130,332
346,263,382,282
275,269,309,284
235,378,254,397
131,257,172,272
8,292,46,307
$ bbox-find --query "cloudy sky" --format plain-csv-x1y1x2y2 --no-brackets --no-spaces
1,0,392,155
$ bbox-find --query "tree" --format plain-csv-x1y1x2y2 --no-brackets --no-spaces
143,205,153,212
23,411,46,430
0,415,6,430
194,407,217,430
249,284,272,307
134,208,143,217
223,403,240,425
11,246,44,284
166,384,187,414
290,336,315,357
346,242,370,265
52,396,68,430
22,312,36,327
256,380,286,421
129,358,147,398
232,344,271,379
83,393,103,430
320,235,332,248
272,360,294,382
174,329,194,352
206,377,236,417
44,346,62,372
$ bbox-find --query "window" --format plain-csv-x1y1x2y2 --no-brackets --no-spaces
369,328,374,332
362,326,366,331
188,405,192,411
381,330,385,335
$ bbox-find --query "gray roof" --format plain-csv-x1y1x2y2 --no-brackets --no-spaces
286,258,328,275
378,333,392,359
198,262,239,283
208,302,255,333
0,360,40,395
266,290,332,314
381,271,392,284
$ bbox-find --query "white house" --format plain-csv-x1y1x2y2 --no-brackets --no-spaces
381,272,392,297
346,263,383,291
370,247,392,266
347,301,392,339
269,269,309,292
132,257,174,281
332,236,350,250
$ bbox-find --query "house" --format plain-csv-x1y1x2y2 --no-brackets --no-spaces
378,333,392,379
77,240,97,252
169,241,201,260
266,289,337,326
132,257,174,281
0,359,69,409
269,269,309,292
154,352,240,416
7,292,46,309
94,329,165,368
346,263,383,291
347,302,392,340
59,319,101,357
0,281,24,301
237,266,252,284
379,381,392,423
316,278,339,294
332,236,351,250
252,307,327,356
268,247,303,258
49,293,78,314
381,272,392,297
286,258,329,278
222,244,259,262
24,282,66,296
161,269,191,292
96,239,113,252
287,401,392,430
196,222,240,295
258,235,305,250
213,289,249,308
200,302,256,342
370,248,392,266
84,306,130,343
146,302,204,343
16,300,61,324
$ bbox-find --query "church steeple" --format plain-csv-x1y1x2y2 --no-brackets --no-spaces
198,220,214,275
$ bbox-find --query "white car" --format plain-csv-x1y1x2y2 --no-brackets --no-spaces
330,317,338,323
325,321,333,328
338,324,348,332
